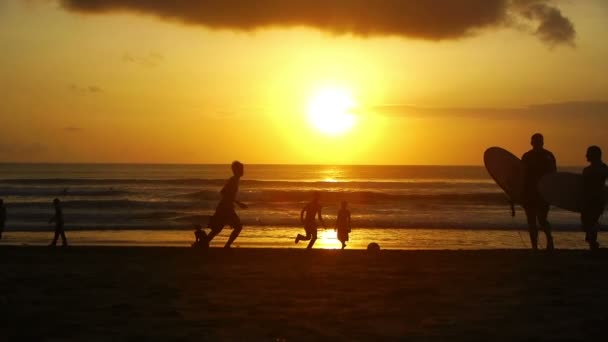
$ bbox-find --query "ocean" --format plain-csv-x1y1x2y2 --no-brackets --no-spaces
0,163,602,249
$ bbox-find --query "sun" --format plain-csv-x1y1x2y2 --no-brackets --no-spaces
306,87,357,135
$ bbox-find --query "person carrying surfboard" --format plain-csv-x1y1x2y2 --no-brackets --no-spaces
205,161,248,248
521,133,556,251
581,146,608,251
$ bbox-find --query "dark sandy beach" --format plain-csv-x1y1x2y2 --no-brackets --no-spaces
1,247,608,341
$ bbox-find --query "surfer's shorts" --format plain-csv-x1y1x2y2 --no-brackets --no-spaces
210,209,241,231
303,222,318,236
581,205,604,230
523,194,550,216
337,229,349,242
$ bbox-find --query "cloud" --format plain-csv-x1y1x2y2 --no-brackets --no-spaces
69,84,103,94
374,101,608,120
122,52,164,67
512,0,575,46
59,0,576,45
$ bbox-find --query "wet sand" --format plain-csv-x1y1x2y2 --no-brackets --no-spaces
1,247,607,341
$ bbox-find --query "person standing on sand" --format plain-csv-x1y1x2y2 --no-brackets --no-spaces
335,201,351,249
522,133,556,251
0,199,6,240
581,146,608,251
296,192,325,249
206,161,248,248
49,198,68,247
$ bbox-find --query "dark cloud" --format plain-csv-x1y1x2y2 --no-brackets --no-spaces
64,126,83,132
374,101,608,120
122,52,164,67
69,84,103,94
513,0,575,46
59,0,576,45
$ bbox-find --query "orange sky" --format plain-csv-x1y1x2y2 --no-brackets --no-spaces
1,0,607,165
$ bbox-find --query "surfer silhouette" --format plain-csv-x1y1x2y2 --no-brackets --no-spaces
49,198,68,247
335,201,351,249
205,161,247,248
521,133,556,251
296,192,325,249
0,199,6,240
581,146,608,251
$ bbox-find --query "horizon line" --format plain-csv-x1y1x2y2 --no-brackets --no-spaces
0,162,589,168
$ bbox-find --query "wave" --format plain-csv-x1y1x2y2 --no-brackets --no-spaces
176,189,510,205
0,187,130,197
3,219,584,231
0,178,494,189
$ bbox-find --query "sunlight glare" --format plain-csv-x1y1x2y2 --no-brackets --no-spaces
307,87,357,135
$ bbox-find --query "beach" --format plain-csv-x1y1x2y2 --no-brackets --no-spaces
2,247,607,341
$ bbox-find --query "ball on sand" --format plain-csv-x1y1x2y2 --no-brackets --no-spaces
367,242,380,251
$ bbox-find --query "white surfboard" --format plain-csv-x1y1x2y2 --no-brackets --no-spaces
484,147,524,205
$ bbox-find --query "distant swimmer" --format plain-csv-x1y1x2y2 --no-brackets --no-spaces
295,192,325,249
205,161,248,248
522,133,556,251
581,146,608,251
49,198,68,247
0,199,6,240
335,201,351,249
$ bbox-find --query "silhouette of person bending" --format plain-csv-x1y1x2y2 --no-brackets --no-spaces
581,146,608,251
49,198,68,247
206,161,248,248
296,192,325,249
0,199,6,240
522,133,556,251
192,224,208,249
335,201,351,249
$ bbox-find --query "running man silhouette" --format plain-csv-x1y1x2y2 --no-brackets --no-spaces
206,161,248,248
295,192,325,249
0,199,6,240
49,198,68,247
335,201,351,249
521,133,556,251
581,146,608,251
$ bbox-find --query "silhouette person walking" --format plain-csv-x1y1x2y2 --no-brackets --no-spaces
49,198,68,247
296,192,325,249
581,146,608,251
335,201,351,249
0,199,6,240
206,161,248,248
522,133,556,251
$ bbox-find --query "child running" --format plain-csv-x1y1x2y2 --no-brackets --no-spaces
335,201,352,249
206,161,248,248
295,192,325,249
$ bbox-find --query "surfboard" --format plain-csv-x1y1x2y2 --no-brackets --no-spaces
483,147,524,205
538,172,608,213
